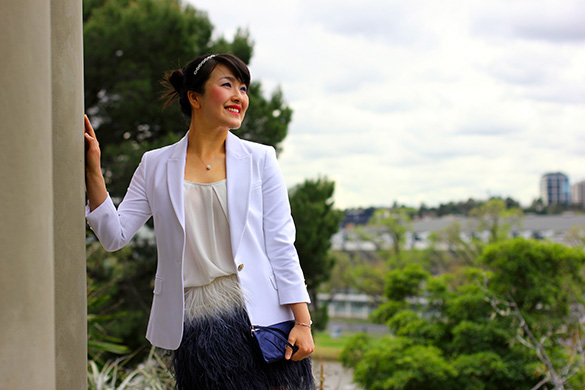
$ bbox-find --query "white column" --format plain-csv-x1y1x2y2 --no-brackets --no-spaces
0,0,56,388
51,0,87,388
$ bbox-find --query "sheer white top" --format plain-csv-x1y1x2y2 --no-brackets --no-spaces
182,179,236,287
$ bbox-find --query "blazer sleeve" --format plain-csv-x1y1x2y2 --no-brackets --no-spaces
261,146,310,305
86,153,152,252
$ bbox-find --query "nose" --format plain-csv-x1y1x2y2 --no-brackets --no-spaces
232,90,245,102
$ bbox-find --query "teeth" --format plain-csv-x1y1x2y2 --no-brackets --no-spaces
226,107,240,113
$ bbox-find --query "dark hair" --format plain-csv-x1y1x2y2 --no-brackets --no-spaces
162,54,251,117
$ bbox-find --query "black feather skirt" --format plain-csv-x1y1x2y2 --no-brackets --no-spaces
171,275,315,390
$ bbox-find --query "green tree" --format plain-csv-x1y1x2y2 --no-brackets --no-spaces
567,225,585,248
289,177,343,328
344,238,585,389
86,240,133,364
425,220,481,275
86,235,158,362
345,272,538,389
423,199,523,276
369,208,412,265
436,198,482,216
84,0,292,198
349,259,387,299
326,251,354,292
326,252,386,302
478,238,585,389
470,198,523,243
342,336,456,390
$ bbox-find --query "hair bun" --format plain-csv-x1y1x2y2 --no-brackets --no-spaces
168,69,184,92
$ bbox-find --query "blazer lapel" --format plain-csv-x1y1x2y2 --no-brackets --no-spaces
226,132,252,258
167,134,189,231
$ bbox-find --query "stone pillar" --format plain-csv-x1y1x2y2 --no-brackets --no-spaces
51,0,87,388
0,0,56,389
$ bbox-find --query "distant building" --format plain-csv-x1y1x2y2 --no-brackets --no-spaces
540,172,570,205
333,213,585,253
341,207,376,227
572,180,585,207
317,292,379,320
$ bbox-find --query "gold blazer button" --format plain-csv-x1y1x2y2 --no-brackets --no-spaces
237,263,244,272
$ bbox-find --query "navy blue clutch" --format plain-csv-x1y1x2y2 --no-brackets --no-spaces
251,320,298,363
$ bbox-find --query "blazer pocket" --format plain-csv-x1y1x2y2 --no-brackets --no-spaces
153,275,163,295
268,273,278,290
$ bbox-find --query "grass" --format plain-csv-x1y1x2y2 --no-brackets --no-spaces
313,325,388,361
313,332,351,361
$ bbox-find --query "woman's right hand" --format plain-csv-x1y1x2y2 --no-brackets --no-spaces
84,115,102,174
84,115,108,211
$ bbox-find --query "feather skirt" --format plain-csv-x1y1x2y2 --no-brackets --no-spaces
171,275,315,390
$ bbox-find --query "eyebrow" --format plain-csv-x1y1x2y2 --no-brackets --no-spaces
219,76,238,82
217,76,247,87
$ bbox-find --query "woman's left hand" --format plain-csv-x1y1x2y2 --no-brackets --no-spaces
286,324,315,361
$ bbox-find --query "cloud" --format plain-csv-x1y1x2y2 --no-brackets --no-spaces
472,0,585,43
482,57,549,86
569,134,585,157
522,83,585,104
455,122,522,137
299,0,430,47
187,0,585,208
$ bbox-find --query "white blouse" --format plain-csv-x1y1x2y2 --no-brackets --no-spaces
182,179,236,287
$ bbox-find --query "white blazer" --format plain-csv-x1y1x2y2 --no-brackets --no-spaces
86,131,310,350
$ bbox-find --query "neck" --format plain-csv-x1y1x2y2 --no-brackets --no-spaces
187,116,229,159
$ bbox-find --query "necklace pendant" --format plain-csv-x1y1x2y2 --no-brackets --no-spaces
206,165,212,170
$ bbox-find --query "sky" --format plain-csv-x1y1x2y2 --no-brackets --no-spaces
188,0,585,209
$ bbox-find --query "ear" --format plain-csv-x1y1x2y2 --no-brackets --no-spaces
188,91,201,109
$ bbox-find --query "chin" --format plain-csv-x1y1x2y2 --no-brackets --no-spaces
228,120,244,130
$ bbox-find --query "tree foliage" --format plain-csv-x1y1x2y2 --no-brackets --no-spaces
478,239,585,389
289,177,343,317
470,198,523,243
86,234,158,362
425,220,480,274
327,251,386,299
416,196,521,218
567,225,585,248
369,208,413,264
344,337,456,390
343,238,585,389
423,199,524,276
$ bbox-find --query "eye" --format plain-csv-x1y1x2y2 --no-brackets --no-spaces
240,85,247,93
222,82,232,88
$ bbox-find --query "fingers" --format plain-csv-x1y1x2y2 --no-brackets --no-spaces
84,114,96,138
84,114,102,166
285,345,294,361
84,115,100,150
286,328,315,361
290,343,314,361
84,116,95,153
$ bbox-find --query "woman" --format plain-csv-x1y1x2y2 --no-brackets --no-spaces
84,53,315,389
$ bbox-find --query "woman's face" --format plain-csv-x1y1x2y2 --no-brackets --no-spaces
194,64,249,130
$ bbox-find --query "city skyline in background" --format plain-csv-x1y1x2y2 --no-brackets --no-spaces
189,0,585,209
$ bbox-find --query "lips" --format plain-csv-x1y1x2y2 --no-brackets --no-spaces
225,105,241,115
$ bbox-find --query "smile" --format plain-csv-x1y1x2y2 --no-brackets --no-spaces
226,107,241,115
